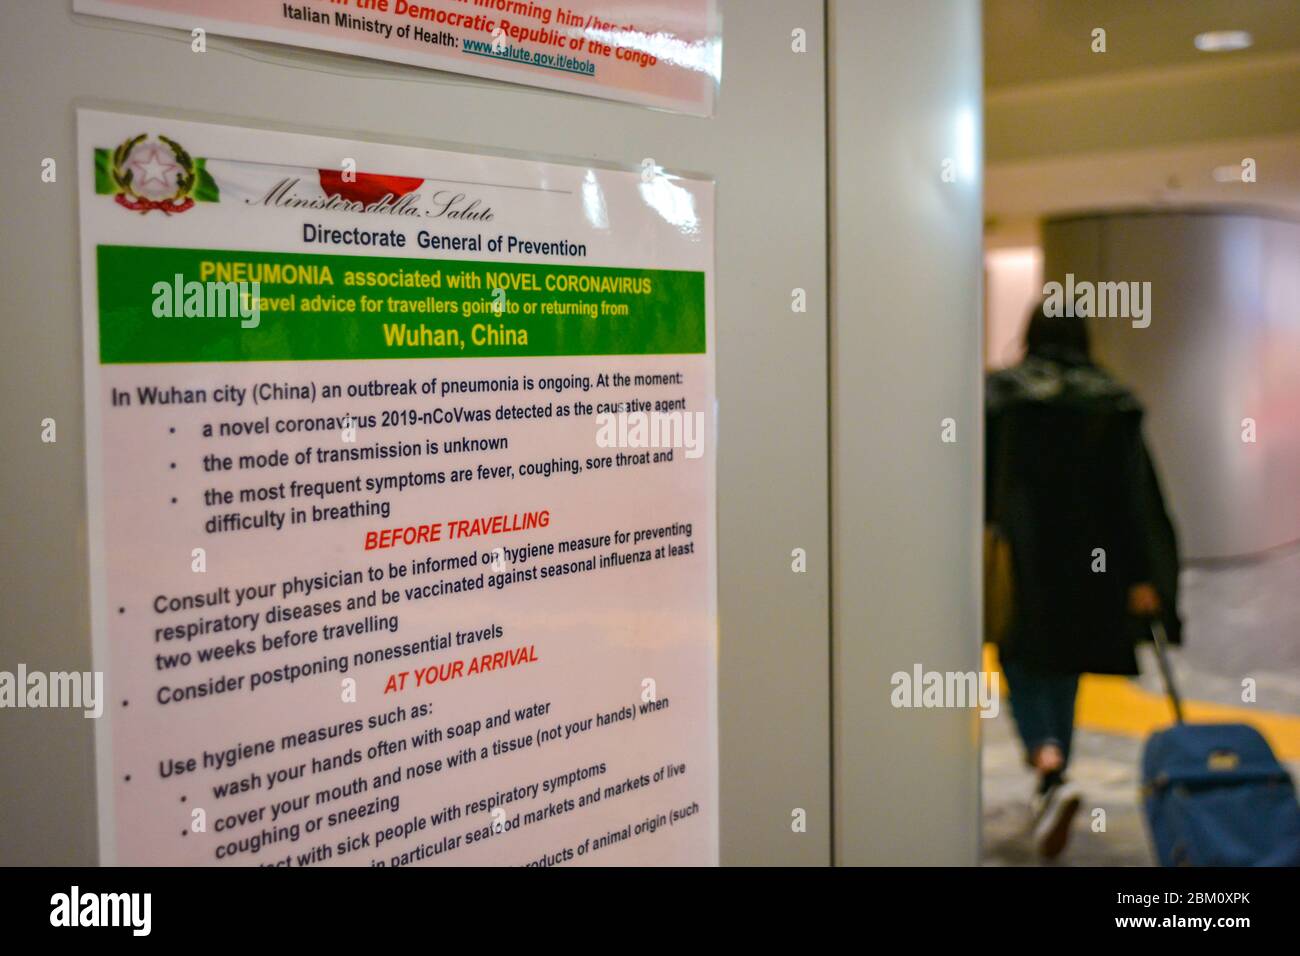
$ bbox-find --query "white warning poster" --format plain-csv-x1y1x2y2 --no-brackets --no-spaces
73,0,721,117
77,109,717,865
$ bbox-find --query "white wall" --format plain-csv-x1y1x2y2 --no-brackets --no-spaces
984,246,1041,369
1,0,991,867
0,0,832,865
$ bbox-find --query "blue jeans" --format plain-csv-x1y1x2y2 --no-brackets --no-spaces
1001,657,1080,782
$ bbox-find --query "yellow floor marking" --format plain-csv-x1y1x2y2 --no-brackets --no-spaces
983,644,1300,760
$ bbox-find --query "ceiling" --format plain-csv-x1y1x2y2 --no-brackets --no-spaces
985,0,1300,89
983,0,1300,236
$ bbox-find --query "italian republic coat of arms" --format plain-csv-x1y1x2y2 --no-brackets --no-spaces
95,134,218,214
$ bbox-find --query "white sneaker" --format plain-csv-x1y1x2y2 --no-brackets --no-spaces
1032,781,1082,860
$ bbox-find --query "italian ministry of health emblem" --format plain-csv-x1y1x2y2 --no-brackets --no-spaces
94,134,219,214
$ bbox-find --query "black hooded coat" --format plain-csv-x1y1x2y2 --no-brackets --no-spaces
986,352,1182,675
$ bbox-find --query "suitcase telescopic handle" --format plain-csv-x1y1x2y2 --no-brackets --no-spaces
1149,619,1185,724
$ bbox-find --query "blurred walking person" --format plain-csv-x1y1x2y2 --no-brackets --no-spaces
985,303,1182,860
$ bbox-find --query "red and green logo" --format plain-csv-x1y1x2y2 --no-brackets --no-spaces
94,135,219,214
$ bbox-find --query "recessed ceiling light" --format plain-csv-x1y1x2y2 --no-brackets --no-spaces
1195,30,1253,52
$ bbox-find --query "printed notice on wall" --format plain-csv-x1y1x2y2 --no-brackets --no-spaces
73,0,721,116
77,109,717,866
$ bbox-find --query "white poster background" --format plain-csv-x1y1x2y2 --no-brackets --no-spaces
77,109,717,866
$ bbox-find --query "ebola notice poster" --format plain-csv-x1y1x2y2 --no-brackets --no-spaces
73,0,721,117
77,109,717,866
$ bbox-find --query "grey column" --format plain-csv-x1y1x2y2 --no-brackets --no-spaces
828,0,985,864
1043,211,1300,559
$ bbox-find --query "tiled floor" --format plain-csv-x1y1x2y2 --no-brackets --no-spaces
982,547,1300,866
981,705,1154,866
981,658,1300,865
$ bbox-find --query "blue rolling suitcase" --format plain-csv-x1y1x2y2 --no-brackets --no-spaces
1140,621,1300,866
